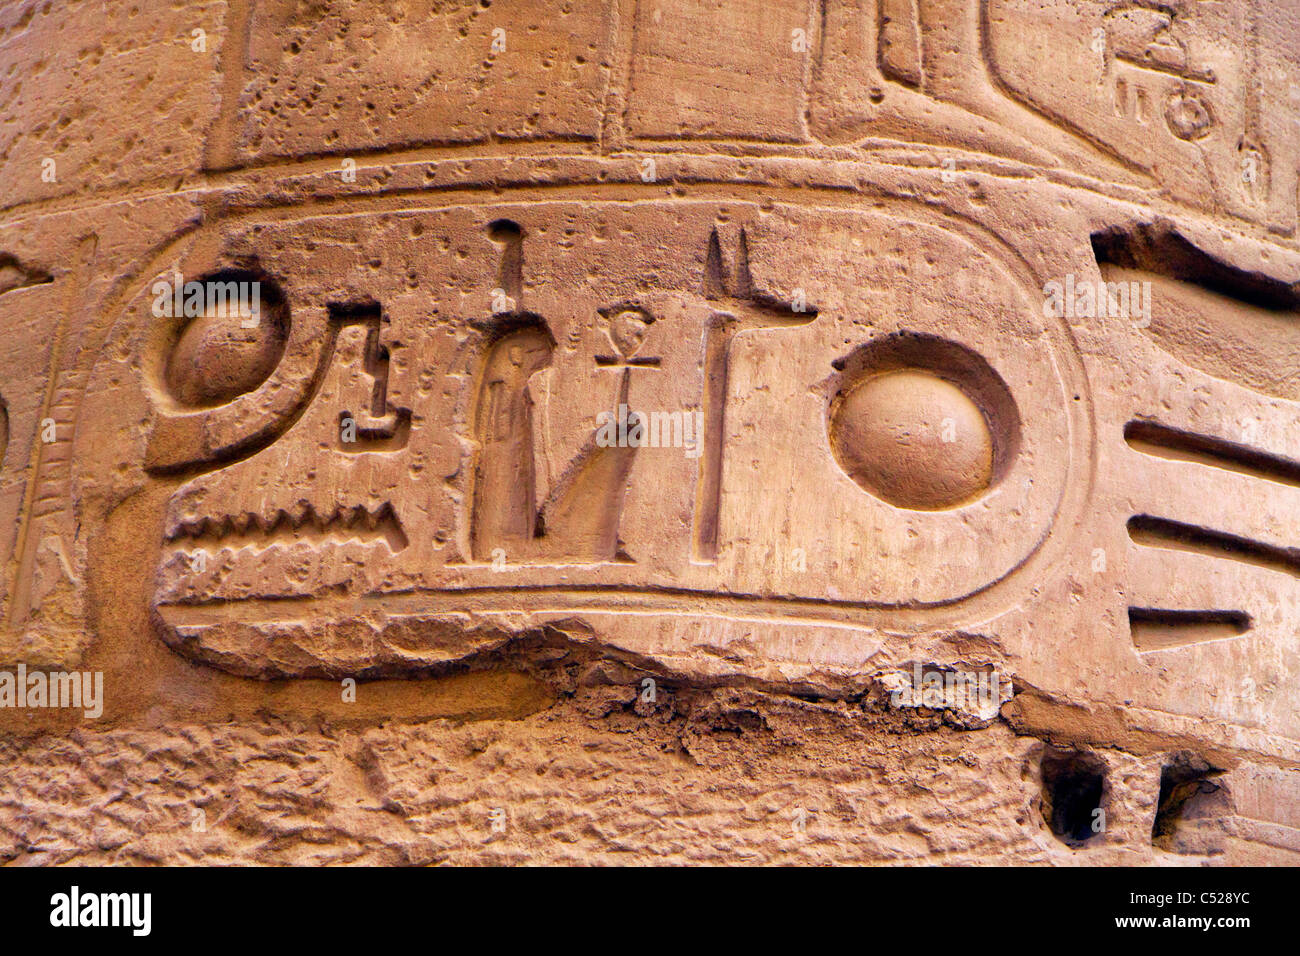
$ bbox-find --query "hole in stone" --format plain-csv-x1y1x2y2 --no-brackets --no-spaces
1152,753,1227,854
1040,747,1107,847
488,218,522,242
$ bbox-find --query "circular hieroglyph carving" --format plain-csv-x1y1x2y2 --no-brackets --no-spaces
162,270,290,408
831,370,994,510
90,198,1088,679
828,333,1020,511
1164,89,1214,141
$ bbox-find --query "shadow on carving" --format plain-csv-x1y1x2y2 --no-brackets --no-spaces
146,266,312,477
467,218,643,565
827,332,1019,510
1125,420,1300,488
1126,512,1290,651
1040,747,1108,848
470,315,555,559
147,284,413,476
1093,223,1300,400
1128,515,1300,580
328,301,411,452
468,316,637,565
489,218,524,302
1152,753,1228,854
1092,223,1299,310
878,0,922,88
0,253,52,296
162,268,290,409
166,501,408,554
1128,607,1252,652
694,227,818,561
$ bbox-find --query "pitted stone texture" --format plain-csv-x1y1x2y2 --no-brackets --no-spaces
0,0,225,208
227,0,611,164
2,0,1299,866
1,690,1294,866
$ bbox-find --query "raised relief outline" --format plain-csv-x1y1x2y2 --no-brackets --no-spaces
141,199,1087,620
74,189,1089,637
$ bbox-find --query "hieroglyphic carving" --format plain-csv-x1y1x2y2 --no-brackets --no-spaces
694,228,817,562
986,0,1297,231
4,0,1300,868
137,199,1090,683
329,302,412,453
469,223,641,564
877,0,922,88
1091,224,1300,653
809,0,1144,180
3,238,94,646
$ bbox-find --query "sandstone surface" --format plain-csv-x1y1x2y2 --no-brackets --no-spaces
0,0,1298,865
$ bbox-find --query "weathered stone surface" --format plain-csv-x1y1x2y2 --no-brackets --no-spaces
0,0,1297,865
